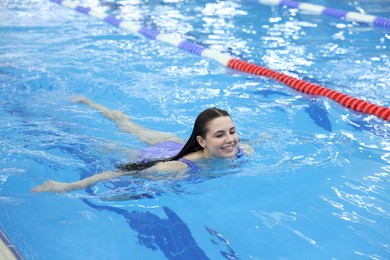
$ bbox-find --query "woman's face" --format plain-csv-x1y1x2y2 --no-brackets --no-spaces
197,116,239,159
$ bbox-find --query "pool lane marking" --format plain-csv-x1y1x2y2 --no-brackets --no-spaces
49,0,390,122
253,0,390,29
0,228,22,260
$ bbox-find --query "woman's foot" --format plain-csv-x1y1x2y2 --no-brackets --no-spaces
70,95,90,105
70,95,128,121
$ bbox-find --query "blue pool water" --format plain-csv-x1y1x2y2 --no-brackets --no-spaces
1,0,390,259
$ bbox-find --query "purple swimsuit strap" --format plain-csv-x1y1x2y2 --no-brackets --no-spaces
178,157,198,168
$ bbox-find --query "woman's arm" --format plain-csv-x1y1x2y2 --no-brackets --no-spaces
31,170,125,193
239,143,254,155
71,96,183,145
31,161,189,193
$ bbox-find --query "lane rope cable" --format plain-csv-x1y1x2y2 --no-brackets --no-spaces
251,0,390,30
49,0,390,122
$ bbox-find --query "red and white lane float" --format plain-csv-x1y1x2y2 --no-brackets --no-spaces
49,0,390,121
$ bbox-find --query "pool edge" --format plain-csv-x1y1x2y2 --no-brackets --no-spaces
0,228,23,260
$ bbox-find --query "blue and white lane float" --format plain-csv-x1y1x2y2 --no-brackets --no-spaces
49,0,390,121
254,0,390,29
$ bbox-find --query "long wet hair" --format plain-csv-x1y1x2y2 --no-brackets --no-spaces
117,107,231,172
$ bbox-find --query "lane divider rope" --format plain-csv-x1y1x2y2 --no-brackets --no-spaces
253,0,390,29
49,0,390,122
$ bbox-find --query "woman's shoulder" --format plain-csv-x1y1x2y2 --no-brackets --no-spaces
155,160,188,173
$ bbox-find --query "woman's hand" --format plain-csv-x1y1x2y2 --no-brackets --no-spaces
31,180,71,193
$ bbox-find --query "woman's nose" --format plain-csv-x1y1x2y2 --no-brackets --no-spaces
225,134,235,143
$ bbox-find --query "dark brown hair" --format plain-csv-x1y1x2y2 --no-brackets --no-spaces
117,107,231,172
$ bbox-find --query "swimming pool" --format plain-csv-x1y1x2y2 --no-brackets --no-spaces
1,0,389,259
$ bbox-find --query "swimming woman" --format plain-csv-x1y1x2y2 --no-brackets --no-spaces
32,96,251,193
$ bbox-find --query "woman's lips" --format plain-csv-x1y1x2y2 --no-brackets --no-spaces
221,144,236,153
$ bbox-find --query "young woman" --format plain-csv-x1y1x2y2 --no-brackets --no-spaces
32,96,251,193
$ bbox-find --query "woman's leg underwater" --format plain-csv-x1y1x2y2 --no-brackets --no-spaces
71,96,183,145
